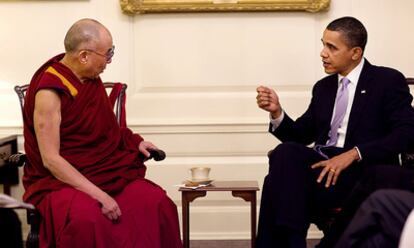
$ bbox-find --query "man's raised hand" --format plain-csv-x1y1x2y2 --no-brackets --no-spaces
256,86,282,119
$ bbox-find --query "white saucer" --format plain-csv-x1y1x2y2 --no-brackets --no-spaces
186,179,214,185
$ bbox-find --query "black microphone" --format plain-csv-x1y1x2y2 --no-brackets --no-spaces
139,149,166,161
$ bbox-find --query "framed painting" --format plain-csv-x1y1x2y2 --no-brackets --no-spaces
120,0,330,14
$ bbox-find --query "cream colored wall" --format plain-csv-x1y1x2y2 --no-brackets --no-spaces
1,0,414,241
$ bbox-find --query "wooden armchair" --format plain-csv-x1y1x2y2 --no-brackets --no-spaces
10,82,165,248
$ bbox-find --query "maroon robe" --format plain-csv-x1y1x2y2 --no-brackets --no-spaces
23,54,182,248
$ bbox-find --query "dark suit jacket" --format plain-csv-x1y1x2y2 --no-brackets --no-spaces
271,60,414,165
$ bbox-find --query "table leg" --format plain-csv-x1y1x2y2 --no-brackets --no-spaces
182,194,190,248
181,191,207,248
232,191,257,248
251,191,256,248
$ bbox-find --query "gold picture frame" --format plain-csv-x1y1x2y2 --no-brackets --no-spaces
120,0,330,14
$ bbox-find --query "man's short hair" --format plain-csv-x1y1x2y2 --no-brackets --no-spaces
326,16,368,52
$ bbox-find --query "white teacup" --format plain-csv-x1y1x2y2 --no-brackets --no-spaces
190,167,211,181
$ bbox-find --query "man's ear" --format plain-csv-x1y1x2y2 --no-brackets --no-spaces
351,47,363,61
78,50,88,64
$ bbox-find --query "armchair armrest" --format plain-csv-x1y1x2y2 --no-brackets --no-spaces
139,149,166,162
8,153,27,167
148,149,166,161
402,152,414,168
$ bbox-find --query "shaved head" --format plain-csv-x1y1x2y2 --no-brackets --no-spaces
64,18,111,53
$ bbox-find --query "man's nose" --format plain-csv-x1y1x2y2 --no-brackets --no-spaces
320,47,327,58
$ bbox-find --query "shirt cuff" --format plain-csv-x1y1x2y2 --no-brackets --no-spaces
270,111,284,132
354,146,362,162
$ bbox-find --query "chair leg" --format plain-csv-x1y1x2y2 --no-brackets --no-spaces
26,209,40,248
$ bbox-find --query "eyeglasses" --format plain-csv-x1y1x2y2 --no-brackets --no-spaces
84,45,115,62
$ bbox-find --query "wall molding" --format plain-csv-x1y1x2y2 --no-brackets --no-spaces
0,122,269,135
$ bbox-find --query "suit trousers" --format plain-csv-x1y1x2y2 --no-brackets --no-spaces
256,142,362,248
335,189,414,248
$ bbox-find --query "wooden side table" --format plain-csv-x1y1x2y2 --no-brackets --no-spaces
0,135,18,195
179,180,259,248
